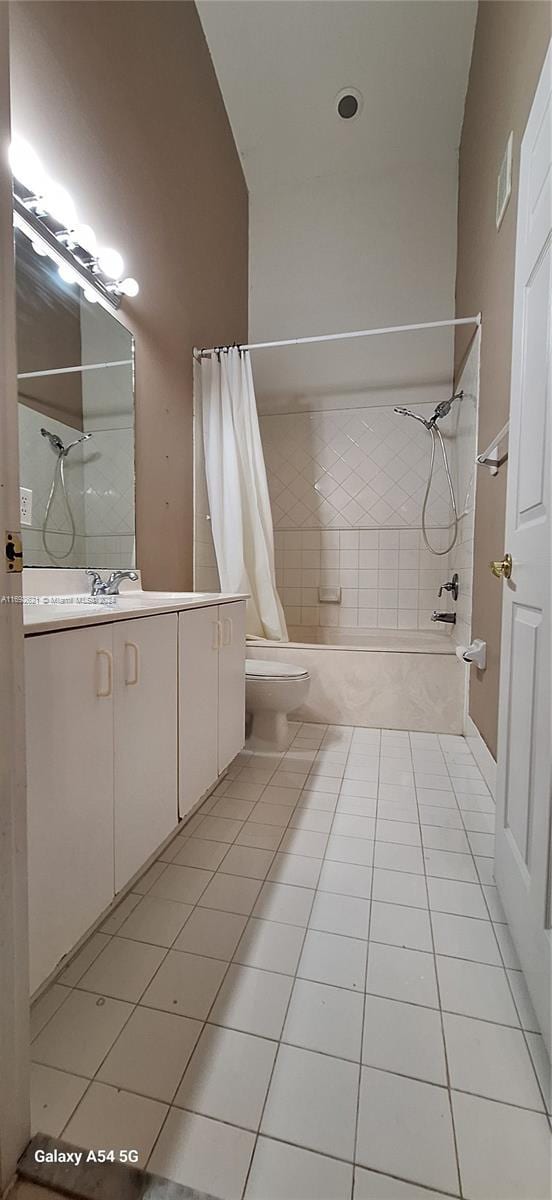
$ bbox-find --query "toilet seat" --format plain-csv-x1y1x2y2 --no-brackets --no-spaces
245,658,309,681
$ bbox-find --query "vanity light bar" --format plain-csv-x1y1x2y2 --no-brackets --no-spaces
9,137,139,306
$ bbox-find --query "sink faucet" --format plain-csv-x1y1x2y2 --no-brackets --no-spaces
86,569,139,596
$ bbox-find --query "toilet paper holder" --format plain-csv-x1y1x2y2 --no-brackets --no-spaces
456,639,487,670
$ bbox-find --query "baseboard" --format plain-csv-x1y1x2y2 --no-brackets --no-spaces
464,713,497,798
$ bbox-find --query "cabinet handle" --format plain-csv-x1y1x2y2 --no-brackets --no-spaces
212,620,222,649
96,649,113,698
124,641,140,686
221,616,232,646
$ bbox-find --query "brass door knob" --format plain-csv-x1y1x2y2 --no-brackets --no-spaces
490,553,512,580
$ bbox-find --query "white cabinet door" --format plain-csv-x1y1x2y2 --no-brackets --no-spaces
179,606,220,818
25,626,115,993
218,601,246,774
113,614,178,892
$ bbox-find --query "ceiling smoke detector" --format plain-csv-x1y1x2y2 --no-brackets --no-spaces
336,88,363,121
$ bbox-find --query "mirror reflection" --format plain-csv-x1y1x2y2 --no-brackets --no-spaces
15,229,135,570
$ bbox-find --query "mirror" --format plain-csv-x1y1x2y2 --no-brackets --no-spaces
15,229,135,570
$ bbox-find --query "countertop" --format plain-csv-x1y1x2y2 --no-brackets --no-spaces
22,590,249,635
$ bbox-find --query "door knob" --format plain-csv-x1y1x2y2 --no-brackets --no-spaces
490,553,512,580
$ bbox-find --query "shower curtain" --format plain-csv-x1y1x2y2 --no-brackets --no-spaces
200,347,288,641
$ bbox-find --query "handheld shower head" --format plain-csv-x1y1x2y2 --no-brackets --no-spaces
41,427,64,454
393,407,430,429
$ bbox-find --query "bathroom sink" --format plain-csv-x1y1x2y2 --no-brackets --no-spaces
127,590,218,603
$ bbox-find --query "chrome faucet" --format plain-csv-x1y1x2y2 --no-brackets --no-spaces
431,610,456,624
86,569,138,596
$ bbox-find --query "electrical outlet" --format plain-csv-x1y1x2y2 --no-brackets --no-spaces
20,487,32,527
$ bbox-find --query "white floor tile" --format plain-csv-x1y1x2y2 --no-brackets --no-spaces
372,868,428,909
452,1090,551,1200
210,963,293,1039
261,1043,359,1160
57,933,112,986
268,851,322,889
298,928,367,991
279,827,329,857
32,990,133,1077
290,808,334,834
419,804,464,829
377,800,419,823
234,917,305,975
437,957,520,1025
141,950,227,1019
224,779,267,802
341,779,378,800
482,885,507,923
374,841,424,875
367,943,438,1008
131,861,167,897
462,810,495,834
245,1136,353,1200
198,872,262,916
117,896,192,948
97,1006,201,1102
427,877,488,919
253,881,315,926
325,834,374,867
31,1064,87,1136
175,1023,276,1128
309,891,370,939
173,907,247,960
283,977,364,1061
219,844,276,880
318,859,372,899
357,1067,458,1194
332,813,376,840
149,863,213,905
30,985,71,1040
171,837,229,870
337,795,378,818
76,936,165,1002
63,1081,167,1166
354,1167,452,1199
261,785,302,807
148,1108,255,1200
236,822,284,850
370,900,432,952
377,819,421,847
250,802,294,828
432,911,501,965
443,1013,544,1110
424,848,478,883
195,815,244,842
211,796,256,822
378,783,416,803
362,994,446,1084
298,789,339,813
421,826,470,853
416,788,458,808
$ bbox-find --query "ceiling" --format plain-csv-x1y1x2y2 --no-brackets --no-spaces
197,0,478,194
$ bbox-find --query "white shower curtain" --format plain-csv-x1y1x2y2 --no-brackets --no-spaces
201,347,288,641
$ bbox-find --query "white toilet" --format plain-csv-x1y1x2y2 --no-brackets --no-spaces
245,658,310,749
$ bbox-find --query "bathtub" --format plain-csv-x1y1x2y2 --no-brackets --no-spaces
247,627,464,733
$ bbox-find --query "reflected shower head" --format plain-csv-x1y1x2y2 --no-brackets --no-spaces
41,427,92,456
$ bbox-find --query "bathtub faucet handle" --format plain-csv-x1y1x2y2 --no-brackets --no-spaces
438,573,459,601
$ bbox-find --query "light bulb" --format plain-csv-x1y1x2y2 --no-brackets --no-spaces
43,182,76,227
31,240,48,257
83,287,98,304
58,262,78,285
119,276,139,297
72,223,97,254
9,137,46,193
98,247,124,279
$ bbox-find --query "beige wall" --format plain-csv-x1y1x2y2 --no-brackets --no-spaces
455,1,550,758
9,0,248,588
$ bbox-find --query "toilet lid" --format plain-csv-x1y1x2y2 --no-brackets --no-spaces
246,658,309,680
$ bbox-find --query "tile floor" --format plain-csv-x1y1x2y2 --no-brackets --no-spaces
30,722,551,1200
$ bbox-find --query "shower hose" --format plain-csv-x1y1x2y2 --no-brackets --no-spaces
421,424,458,556
42,453,78,559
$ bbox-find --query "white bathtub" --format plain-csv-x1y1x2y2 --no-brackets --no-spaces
247,627,463,733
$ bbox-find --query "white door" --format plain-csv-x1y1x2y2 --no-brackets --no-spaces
179,606,219,817
113,614,178,891
218,600,246,773
25,627,115,992
495,42,552,1054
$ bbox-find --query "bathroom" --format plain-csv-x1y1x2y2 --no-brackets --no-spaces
0,2,550,1199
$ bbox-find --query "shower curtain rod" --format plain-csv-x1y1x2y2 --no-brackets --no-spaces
196,314,481,359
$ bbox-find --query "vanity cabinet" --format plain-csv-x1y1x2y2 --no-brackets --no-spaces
179,599,246,817
25,625,115,993
25,598,245,992
113,614,178,890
